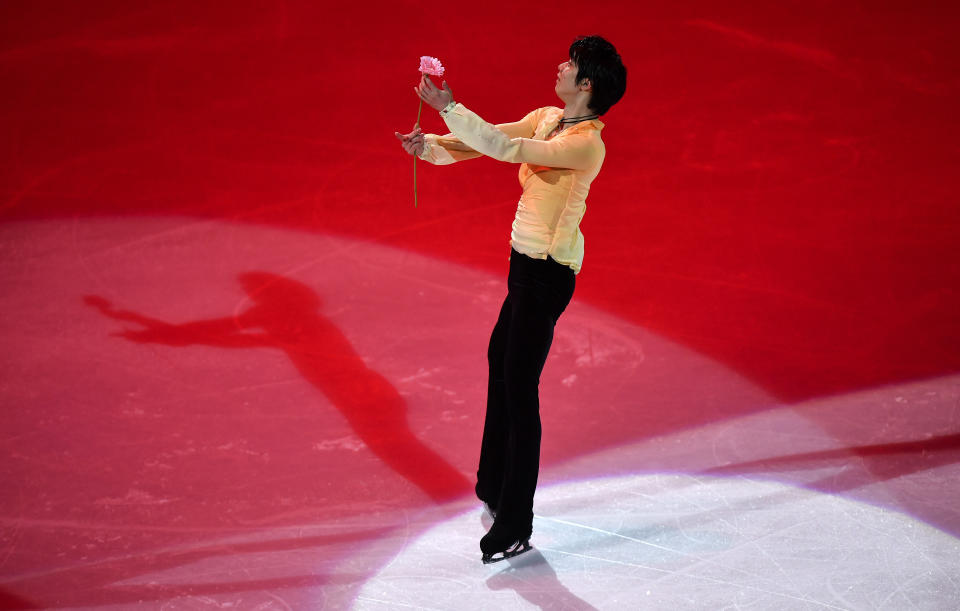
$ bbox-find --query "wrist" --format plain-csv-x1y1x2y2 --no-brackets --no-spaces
439,100,457,116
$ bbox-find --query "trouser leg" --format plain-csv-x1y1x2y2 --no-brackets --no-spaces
476,296,512,506
495,290,553,531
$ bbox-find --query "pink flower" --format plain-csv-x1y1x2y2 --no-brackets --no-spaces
412,55,445,209
419,56,445,77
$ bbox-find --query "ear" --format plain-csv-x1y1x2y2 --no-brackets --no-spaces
579,78,592,92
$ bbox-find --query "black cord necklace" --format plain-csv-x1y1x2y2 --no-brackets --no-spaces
558,113,599,126
549,113,599,138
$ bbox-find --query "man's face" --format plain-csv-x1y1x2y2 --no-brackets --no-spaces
555,59,581,97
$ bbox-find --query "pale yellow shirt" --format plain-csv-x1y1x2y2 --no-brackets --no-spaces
418,103,605,274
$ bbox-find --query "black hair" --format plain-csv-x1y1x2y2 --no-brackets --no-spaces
569,35,627,115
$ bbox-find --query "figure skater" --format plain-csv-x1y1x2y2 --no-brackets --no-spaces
395,35,626,563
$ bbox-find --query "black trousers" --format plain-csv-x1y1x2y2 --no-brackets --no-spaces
476,248,576,532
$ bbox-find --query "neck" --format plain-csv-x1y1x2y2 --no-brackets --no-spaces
561,91,593,120
562,101,593,120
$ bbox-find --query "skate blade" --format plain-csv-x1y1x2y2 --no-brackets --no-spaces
481,540,532,564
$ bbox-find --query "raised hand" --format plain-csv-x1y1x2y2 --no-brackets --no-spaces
415,74,454,111
394,126,425,156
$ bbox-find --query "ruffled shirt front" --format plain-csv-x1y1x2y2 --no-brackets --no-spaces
419,103,605,274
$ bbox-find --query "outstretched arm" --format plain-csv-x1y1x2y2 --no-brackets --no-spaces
406,75,539,165
441,104,601,170
417,76,600,170
395,124,482,165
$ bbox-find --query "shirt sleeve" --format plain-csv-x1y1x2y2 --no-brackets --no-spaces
418,134,481,165
418,108,542,166
440,103,601,171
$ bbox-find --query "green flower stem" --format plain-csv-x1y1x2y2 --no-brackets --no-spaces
414,93,423,208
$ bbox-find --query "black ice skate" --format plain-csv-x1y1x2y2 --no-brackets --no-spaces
481,538,532,564
480,521,533,564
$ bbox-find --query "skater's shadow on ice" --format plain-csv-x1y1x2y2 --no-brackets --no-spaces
84,271,470,503
486,549,598,611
